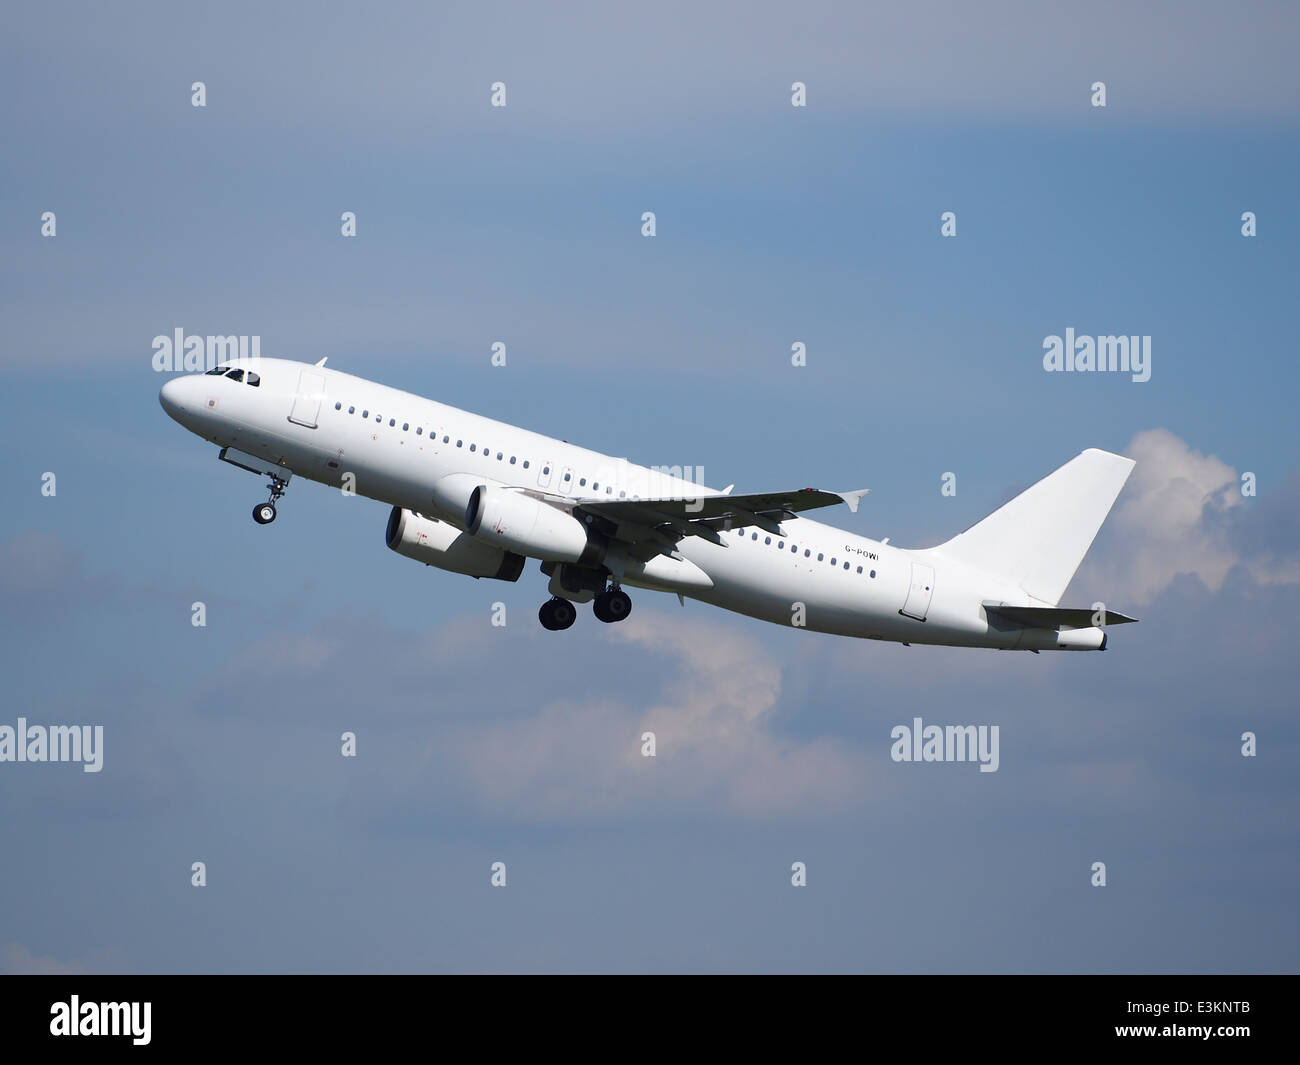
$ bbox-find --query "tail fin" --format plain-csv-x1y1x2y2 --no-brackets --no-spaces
935,448,1135,605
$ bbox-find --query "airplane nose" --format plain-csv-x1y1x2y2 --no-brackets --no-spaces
159,377,186,420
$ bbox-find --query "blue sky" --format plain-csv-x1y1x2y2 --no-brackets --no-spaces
1,1,1297,972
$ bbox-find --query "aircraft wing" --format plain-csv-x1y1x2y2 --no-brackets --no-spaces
521,486,868,558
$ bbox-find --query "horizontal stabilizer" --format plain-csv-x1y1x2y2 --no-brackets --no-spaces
983,602,1139,628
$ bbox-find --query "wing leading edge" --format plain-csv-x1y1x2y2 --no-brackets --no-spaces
569,487,868,552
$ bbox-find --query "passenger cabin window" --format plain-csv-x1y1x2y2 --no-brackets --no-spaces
335,402,342,410
443,436,450,443
225,368,244,382
416,427,422,435
362,410,369,418
348,406,355,414
402,423,409,431
523,460,529,469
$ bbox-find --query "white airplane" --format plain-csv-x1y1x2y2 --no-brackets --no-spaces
159,357,1138,650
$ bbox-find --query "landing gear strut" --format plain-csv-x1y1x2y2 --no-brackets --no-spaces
593,586,632,624
252,475,288,525
539,597,577,631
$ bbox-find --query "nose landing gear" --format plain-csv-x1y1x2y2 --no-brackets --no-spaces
252,475,289,525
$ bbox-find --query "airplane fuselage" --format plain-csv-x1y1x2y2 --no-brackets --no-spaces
159,357,1124,651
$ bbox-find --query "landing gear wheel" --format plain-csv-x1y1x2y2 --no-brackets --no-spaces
254,475,288,525
593,588,632,623
539,597,577,631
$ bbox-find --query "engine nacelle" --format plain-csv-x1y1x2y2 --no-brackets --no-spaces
465,485,605,566
429,472,509,524
385,507,524,582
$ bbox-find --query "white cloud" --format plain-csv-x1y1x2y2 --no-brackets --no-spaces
3,942,90,975
452,611,874,818
1079,427,1300,603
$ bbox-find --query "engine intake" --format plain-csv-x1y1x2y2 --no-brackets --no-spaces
385,507,524,582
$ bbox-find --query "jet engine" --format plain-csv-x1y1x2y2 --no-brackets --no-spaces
464,485,606,566
385,507,524,581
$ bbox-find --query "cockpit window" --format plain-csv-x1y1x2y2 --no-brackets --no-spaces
206,365,229,375
225,368,244,382
246,372,260,387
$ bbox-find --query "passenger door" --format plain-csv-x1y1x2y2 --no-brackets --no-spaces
288,370,325,428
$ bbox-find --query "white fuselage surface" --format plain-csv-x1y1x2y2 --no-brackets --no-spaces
160,357,1137,651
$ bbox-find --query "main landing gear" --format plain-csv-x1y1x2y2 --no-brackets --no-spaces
252,474,289,525
539,585,633,631
539,597,577,631
593,587,632,624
